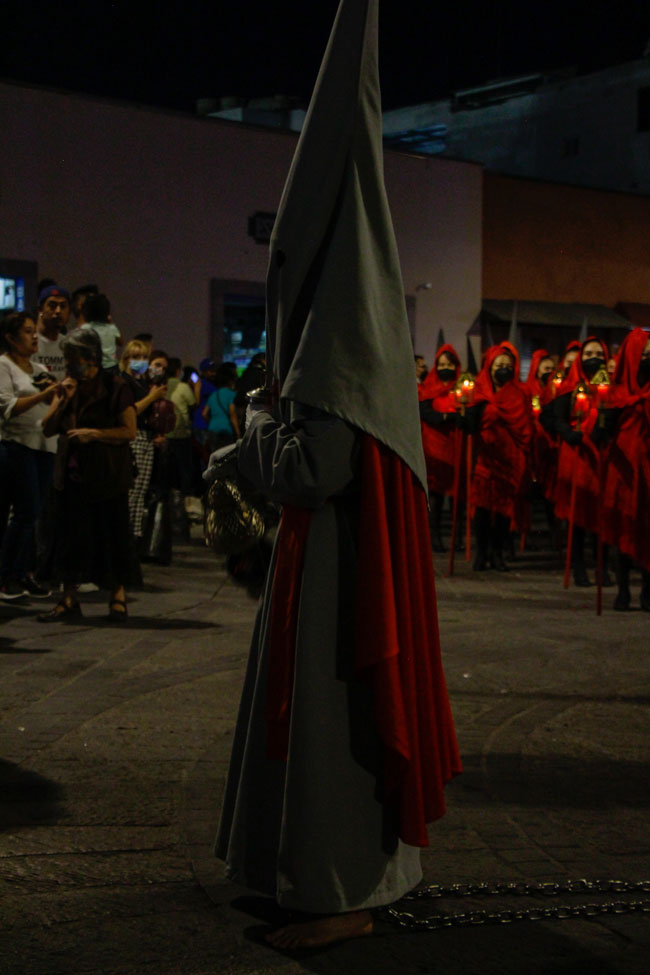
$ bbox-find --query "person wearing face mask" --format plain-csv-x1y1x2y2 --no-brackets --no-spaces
0,311,59,598
552,336,611,587
119,340,167,547
37,328,138,620
600,328,650,611
461,344,533,571
417,345,461,551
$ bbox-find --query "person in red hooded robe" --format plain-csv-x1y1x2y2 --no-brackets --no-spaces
552,336,612,587
561,339,581,377
418,344,461,551
600,328,650,611
462,343,532,571
525,349,556,523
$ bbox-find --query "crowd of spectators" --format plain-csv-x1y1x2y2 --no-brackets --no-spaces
0,281,262,619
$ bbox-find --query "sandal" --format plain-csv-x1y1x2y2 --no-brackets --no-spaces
37,597,82,622
107,598,128,622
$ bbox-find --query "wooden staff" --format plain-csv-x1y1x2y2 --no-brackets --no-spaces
447,427,463,577
465,433,473,562
563,463,578,590
595,447,605,615
563,385,589,589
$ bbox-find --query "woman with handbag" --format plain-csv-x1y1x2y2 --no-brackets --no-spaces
37,328,138,621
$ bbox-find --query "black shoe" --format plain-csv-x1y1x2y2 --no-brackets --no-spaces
601,571,614,588
107,598,128,622
573,565,592,587
19,576,52,599
641,590,650,613
473,557,489,571
0,580,28,600
37,598,82,622
613,590,631,611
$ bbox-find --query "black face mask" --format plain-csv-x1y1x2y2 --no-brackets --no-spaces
494,366,514,385
437,367,456,383
638,359,650,386
582,356,603,379
539,371,551,386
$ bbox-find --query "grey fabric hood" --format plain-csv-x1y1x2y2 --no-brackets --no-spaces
266,0,427,490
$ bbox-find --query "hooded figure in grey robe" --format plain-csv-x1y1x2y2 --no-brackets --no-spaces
214,0,457,913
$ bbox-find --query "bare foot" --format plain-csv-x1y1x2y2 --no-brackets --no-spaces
264,909,373,949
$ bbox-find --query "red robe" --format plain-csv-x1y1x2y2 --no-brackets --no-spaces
418,344,461,496
470,344,533,530
553,337,609,533
601,328,650,570
266,434,462,848
525,349,556,500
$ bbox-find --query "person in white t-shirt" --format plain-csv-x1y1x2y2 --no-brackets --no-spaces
33,285,71,382
0,310,59,598
80,293,123,372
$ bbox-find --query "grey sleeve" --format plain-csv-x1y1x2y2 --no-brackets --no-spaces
238,405,359,507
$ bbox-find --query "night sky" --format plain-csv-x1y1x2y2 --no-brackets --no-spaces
3,1,649,113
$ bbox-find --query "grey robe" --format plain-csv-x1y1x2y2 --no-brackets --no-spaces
215,403,421,913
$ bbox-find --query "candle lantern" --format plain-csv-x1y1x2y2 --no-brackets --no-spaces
572,382,590,432
531,394,541,415
454,372,475,416
592,367,610,427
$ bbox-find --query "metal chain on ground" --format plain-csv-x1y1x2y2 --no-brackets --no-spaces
379,879,650,931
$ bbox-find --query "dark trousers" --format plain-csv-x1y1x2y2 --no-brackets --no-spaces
0,442,55,581
166,437,194,496
0,442,10,551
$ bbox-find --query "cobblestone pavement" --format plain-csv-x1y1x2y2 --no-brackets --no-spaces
1,531,649,975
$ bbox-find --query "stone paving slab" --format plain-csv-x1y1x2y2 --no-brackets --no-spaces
1,534,649,974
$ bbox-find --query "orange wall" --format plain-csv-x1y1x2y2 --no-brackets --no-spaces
483,173,650,305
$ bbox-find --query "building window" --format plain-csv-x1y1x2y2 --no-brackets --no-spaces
562,137,580,157
637,88,650,132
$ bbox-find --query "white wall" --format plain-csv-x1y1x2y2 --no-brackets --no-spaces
0,81,482,371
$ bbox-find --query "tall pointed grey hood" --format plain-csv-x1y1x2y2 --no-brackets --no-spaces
266,0,427,489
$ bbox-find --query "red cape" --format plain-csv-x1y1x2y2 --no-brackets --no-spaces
525,349,551,398
471,344,533,528
524,349,556,494
602,328,650,569
266,434,462,847
554,337,609,530
418,344,461,495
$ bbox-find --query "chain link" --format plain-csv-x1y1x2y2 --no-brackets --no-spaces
379,880,650,931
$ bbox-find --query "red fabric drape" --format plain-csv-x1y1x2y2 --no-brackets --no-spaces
470,344,533,529
355,436,462,846
265,505,313,760
265,435,462,847
602,328,650,569
418,344,460,495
